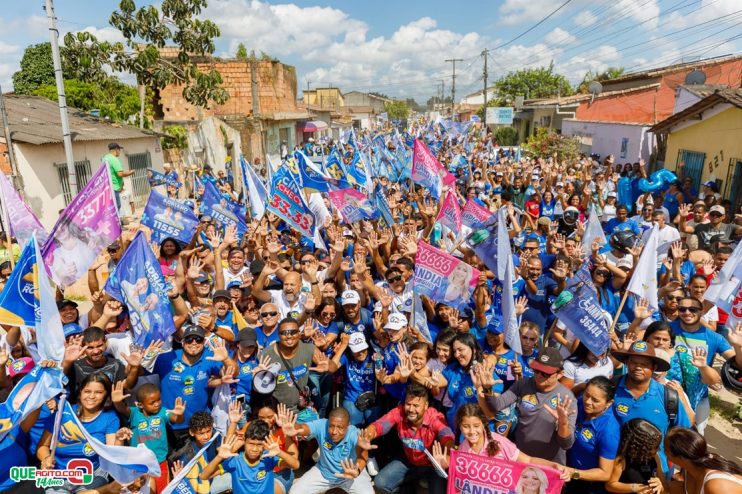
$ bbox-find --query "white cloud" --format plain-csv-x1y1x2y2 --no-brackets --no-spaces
574,10,597,27
558,45,621,82
545,28,576,45
498,0,565,25
0,63,14,91
611,0,661,30
0,42,19,56
73,26,126,44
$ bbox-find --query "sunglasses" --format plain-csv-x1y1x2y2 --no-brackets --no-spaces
679,306,701,314
665,295,681,301
184,336,205,344
387,276,403,284
594,270,610,277
260,311,278,318
279,329,300,337
320,312,336,318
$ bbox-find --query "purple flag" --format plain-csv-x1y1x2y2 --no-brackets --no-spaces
42,164,121,287
0,172,48,249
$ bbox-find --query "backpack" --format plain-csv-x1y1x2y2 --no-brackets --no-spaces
611,375,679,423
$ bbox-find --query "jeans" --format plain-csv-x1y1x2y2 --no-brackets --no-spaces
374,459,447,494
275,468,294,494
308,371,332,418
114,190,122,210
343,398,381,427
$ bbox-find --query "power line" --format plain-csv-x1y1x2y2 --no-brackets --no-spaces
490,0,574,50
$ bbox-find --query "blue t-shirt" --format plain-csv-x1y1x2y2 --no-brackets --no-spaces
338,309,375,342
46,406,120,469
442,363,502,427
216,312,239,340
340,353,376,403
522,275,559,329
603,217,641,236
223,453,278,494
568,402,620,470
382,342,407,402
307,419,360,482
671,323,732,366
256,326,280,349
519,350,539,379
490,349,518,391
129,406,171,462
0,427,29,491
235,354,259,397
153,350,224,430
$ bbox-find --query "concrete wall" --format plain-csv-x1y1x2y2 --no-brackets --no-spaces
674,87,704,114
562,120,654,162
14,136,163,229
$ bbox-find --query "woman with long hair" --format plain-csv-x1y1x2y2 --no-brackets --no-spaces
515,466,550,494
664,427,742,494
605,419,664,494
560,343,613,397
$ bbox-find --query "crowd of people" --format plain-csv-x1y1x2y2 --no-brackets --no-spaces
1,120,742,494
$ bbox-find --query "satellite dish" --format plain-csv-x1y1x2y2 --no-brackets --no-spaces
588,81,603,105
685,69,707,85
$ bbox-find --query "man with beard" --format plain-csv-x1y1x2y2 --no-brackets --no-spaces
363,383,455,494
252,263,307,319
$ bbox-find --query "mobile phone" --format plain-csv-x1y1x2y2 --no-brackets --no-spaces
235,394,245,405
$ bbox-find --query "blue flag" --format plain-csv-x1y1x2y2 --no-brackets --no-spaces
0,239,37,327
200,180,248,237
267,167,316,239
375,191,395,227
141,190,199,244
323,151,352,188
294,151,331,194
346,148,368,187
104,232,176,347
147,169,182,189
0,365,65,442
239,156,268,219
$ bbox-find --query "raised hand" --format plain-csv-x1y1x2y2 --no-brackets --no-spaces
334,459,361,480
309,352,329,373
171,460,185,477
549,259,569,280
228,400,244,425
187,257,204,279
397,352,413,380
169,397,187,416
379,289,394,309
0,346,8,367
206,338,230,362
276,403,295,429
125,344,145,368
303,294,317,314
544,393,574,424
514,295,529,316
690,347,709,369
431,441,450,470
63,336,87,363
216,435,241,459
115,427,133,442
356,430,378,451
728,322,742,348
280,407,299,437
670,241,685,260
111,380,131,404
633,298,652,320
219,365,239,385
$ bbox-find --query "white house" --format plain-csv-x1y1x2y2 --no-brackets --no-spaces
1,95,165,228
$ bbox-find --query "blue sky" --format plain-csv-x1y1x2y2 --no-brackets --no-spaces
1,0,740,101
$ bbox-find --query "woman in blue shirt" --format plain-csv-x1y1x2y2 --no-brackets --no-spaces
329,333,380,426
37,373,123,492
563,376,620,494
540,190,557,220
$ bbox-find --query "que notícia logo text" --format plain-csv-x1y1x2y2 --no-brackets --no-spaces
10,459,94,488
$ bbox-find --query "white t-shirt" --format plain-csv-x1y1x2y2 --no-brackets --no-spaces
562,357,614,386
269,290,306,319
374,280,413,314
223,266,250,287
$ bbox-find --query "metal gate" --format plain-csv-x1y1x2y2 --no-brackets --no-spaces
677,149,705,192
126,151,152,208
728,160,742,215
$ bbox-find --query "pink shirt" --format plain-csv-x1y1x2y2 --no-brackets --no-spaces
459,432,520,461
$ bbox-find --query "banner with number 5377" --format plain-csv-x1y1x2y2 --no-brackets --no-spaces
42,164,122,287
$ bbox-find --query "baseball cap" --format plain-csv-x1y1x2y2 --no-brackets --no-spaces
108,142,122,150
530,347,564,375
607,191,617,198
537,217,551,226
616,257,633,270
486,315,504,335
556,182,564,187
496,171,503,177
341,290,361,306
212,290,231,301
227,280,243,290
703,180,715,187
63,323,83,338
348,333,369,353
709,205,725,216
385,313,408,331
57,299,78,310
182,324,206,340
194,272,210,284
237,328,258,347
7,358,35,378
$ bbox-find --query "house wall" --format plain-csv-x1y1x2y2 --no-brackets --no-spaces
14,136,162,229
664,107,742,192
674,87,704,114
344,92,386,113
562,120,653,162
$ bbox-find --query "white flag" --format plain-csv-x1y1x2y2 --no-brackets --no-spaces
627,224,660,311
582,208,607,256
35,233,65,363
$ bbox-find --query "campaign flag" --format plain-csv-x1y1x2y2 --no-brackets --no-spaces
328,188,379,224
267,167,316,239
705,240,742,326
375,191,395,228
0,239,38,327
239,156,268,219
294,151,331,194
105,231,176,347
161,433,220,494
550,260,611,356
42,164,121,287
141,191,199,244
200,180,248,237
461,200,494,229
0,365,65,442
435,189,462,234
626,224,660,311
147,169,181,189
307,193,329,252
345,150,368,187
0,171,48,249
447,450,564,494
582,207,607,255
412,139,444,199
35,233,65,362
413,241,480,310
501,255,522,354
411,291,433,343
58,400,160,483
323,151,352,188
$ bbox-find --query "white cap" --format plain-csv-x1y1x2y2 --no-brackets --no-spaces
341,290,361,305
343,229,354,237
348,333,369,353
385,313,408,331
607,191,617,197
616,257,633,269
556,181,564,187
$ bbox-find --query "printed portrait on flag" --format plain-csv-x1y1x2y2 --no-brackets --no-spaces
413,241,480,309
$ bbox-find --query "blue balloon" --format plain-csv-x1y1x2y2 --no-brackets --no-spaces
638,169,678,193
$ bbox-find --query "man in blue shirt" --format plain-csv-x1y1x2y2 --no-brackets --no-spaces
611,341,691,475
603,205,641,236
521,256,566,330
153,325,237,449
283,408,374,494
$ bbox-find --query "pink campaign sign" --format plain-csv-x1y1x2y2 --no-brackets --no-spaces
447,450,564,494
413,241,479,310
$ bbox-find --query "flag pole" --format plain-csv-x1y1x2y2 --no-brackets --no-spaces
610,288,631,334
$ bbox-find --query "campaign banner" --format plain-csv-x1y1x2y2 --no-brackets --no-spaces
447,450,564,494
42,164,121,288
141,190,199,244
239,156,268,219
375,190,396,228
705,239,742,328
412,139,444,199
0,365,65,442
0,171,48,250
0,239,38,327
462,200,494,229
435,189,462,234
413,241,480,310
200,180,248,236
267,167,316,239
346,150,369,187
147,169,182,189
328,188,380,224
295,150,331,194
104,231,176,347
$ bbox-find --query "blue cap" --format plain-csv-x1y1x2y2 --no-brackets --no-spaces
63,323,83,338
487,315,504,335
459,307,475,320
227,280,242,289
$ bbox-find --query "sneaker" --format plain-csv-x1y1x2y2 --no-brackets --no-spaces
366,458,379,477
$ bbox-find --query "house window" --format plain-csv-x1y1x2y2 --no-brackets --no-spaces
54,160,92,205
125,151,152,209
677,149,705,192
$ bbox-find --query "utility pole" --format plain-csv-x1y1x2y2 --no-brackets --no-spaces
438,80,445,111
0,85,24,199
482,49,489,126
45,0,76,193
445,58,464,116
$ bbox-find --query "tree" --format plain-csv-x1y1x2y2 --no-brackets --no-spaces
494,64,573,102
63,0,229,116
494,126,518,146
384,100,410,121
236,43,248,59
405,98,423,113
523,128,581,161
12,43,64,95
161,125,188,150
577,67,625,93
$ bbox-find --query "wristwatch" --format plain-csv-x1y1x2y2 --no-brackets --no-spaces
570,470,581,480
